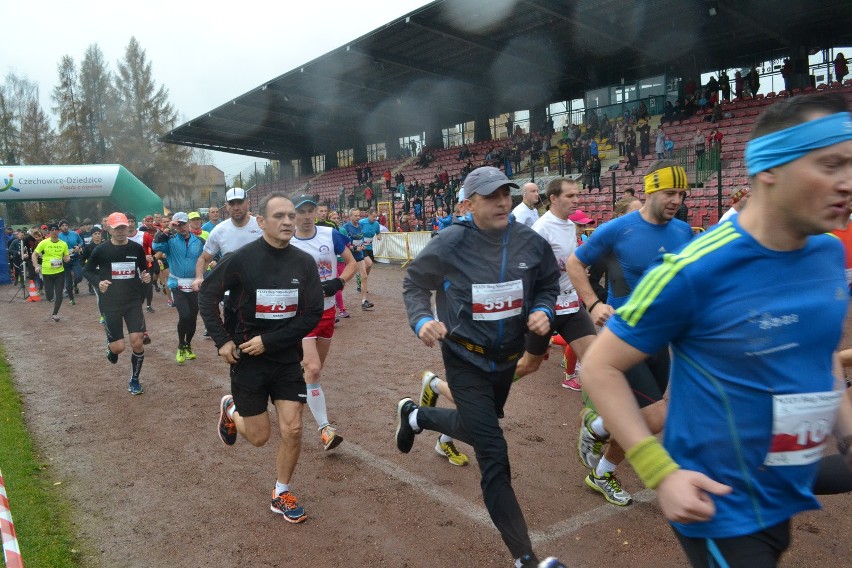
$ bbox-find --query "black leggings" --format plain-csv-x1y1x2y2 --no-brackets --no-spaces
143,281,153,307
43,272,64,315
173,290,198,347
674,520,790,568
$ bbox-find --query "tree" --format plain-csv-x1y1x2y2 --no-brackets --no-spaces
110,37,192,199
52,55,85,163
0,72,38,165
78,44,113,164
0,91,17,165
19,98,56,165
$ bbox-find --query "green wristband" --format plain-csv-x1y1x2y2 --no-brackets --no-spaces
626,435,680,489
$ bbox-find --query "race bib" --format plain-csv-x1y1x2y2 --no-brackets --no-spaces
177,278,195,292
764,391,841,466
49,258,62,268
256,288,298,320
111,261,136,280
555,291,580,315
351,239,363,247
364,237,374,245
471,280,523,321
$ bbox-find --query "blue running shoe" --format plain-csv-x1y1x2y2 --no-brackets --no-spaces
128,379,144,395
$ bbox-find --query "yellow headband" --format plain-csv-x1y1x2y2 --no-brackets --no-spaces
644,166,689,194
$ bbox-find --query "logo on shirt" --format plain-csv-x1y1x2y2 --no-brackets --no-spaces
747,311,799,330
319,245,330,253
517,262,528,269
657,246,666,253
291,278,300,284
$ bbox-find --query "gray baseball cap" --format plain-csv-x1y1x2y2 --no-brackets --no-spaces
463,166,518,198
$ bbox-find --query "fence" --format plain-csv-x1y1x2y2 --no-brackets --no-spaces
373,231,433,265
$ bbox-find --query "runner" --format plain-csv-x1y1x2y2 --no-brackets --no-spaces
201,191,324,523
358,207,380,280
289,194,357,450
153,212,205,364
83,213,152,395
581,92,852,568
339,208,373,310
57,219,84,305
201,207,221,233
566,160,693,506
511,182,541,227
396,166,561,567
315,203,349,319
32,222,70,322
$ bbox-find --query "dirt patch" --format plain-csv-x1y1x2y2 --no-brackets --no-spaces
0,267,849,567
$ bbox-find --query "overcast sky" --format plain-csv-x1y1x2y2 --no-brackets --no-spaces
2,0,431,182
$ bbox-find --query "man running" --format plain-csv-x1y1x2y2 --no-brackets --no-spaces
201,191,323,523
33,222,70,322
83,213,151,395
396,166,561,567
315,203,349,318
566,160,693,506
340,208,373,310
57,219,84,305
289,194,357,450
153,212,205,364
581,92,852,568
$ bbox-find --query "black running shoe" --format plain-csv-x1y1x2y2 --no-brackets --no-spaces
395,398,418,453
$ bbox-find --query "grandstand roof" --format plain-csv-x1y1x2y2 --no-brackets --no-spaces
163,0,852,160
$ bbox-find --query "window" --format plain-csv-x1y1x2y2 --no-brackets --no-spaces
366,143,386,162
337,149,354,168
311,154,326,173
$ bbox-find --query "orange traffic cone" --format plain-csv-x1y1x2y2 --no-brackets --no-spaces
26,280,41,302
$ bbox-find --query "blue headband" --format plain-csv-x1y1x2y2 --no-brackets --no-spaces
745,112,852,176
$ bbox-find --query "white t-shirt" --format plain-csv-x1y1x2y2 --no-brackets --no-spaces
718,207,739,223
128,230,144,246
204,216,262,257
531,210,577,294
512,202,540,227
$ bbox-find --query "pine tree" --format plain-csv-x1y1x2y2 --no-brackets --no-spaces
0,72,38,165
52,55,85,163
78,44,113,164
18,97,55,165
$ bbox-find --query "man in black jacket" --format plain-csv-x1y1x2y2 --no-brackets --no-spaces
396,166,561,567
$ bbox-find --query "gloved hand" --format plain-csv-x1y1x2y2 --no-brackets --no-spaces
321,277,344,297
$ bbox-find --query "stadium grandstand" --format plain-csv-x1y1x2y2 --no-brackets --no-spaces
162,0,852,230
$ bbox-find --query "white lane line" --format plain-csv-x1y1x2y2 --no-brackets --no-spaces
340,442,657,545
530,490,656,545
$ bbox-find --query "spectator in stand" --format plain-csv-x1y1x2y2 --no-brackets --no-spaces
637,101,649,120
383,169,392,190
591,156,602,190
707,127,724,151
655,127,665,159
398,213,412,232
355,165,363,185
364,185,373,208
693,129,706,161
637,120,651,159
625,126,637,155
706,76,719,99
625,148,639,175
781,58,793,93
720,71,731,101
582,159,593,190
835,52,848,84
664,135,674,159
734,71,744,99
747,65,760,97
395,171,405,191
662,102,675,127
363,164,373,183
413,195,423,220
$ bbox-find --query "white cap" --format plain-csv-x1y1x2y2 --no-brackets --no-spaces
226,187,247,202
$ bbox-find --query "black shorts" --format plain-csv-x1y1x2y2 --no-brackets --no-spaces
230,357,305,417
673,520,790,568
626,347,670,408
364,248,375,262
524,307,596,356
104,304,146,342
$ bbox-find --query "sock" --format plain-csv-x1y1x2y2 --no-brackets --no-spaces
306,383,329,429
595,456,617,477
275,481,289,496
130,351,144,380
439,434,453,444
227,402,236,419
591,416,608,438
430,377,441,392
408,408,421,432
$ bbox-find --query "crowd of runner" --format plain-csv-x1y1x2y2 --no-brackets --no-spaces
4,92,852,568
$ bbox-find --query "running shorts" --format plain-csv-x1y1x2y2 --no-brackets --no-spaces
305,307,336,340
524,308,596,356
104,304,146,342
230,357,305,417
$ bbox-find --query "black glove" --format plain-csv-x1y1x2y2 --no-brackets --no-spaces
321,277,344,297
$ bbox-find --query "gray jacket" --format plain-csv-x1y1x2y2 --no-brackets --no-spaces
403,218,560,372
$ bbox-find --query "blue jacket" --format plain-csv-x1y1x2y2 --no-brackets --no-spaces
153,232,204,287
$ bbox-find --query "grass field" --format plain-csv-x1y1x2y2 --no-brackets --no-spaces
0,343,81,567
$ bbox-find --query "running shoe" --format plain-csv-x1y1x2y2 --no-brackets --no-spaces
320,424,343,451
270,490,307,523
69,297,76,306
395,398,418,453
538,558,568,568
419,371,439,407
166,300,175,308
435,437,469,466
517,554,540,568
74,285,79,295
99,314,105,325
561,373,581,391
578,407,609,470
176,347,186,365
184,345,196,360
361,299,374,310
217,395,237,446
106,343,118,364
142,332,151,345
585,471,633,506
146,306,155,313
338,309,350,318
51,314,61,322
128,379,144,395
355,273,362,292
